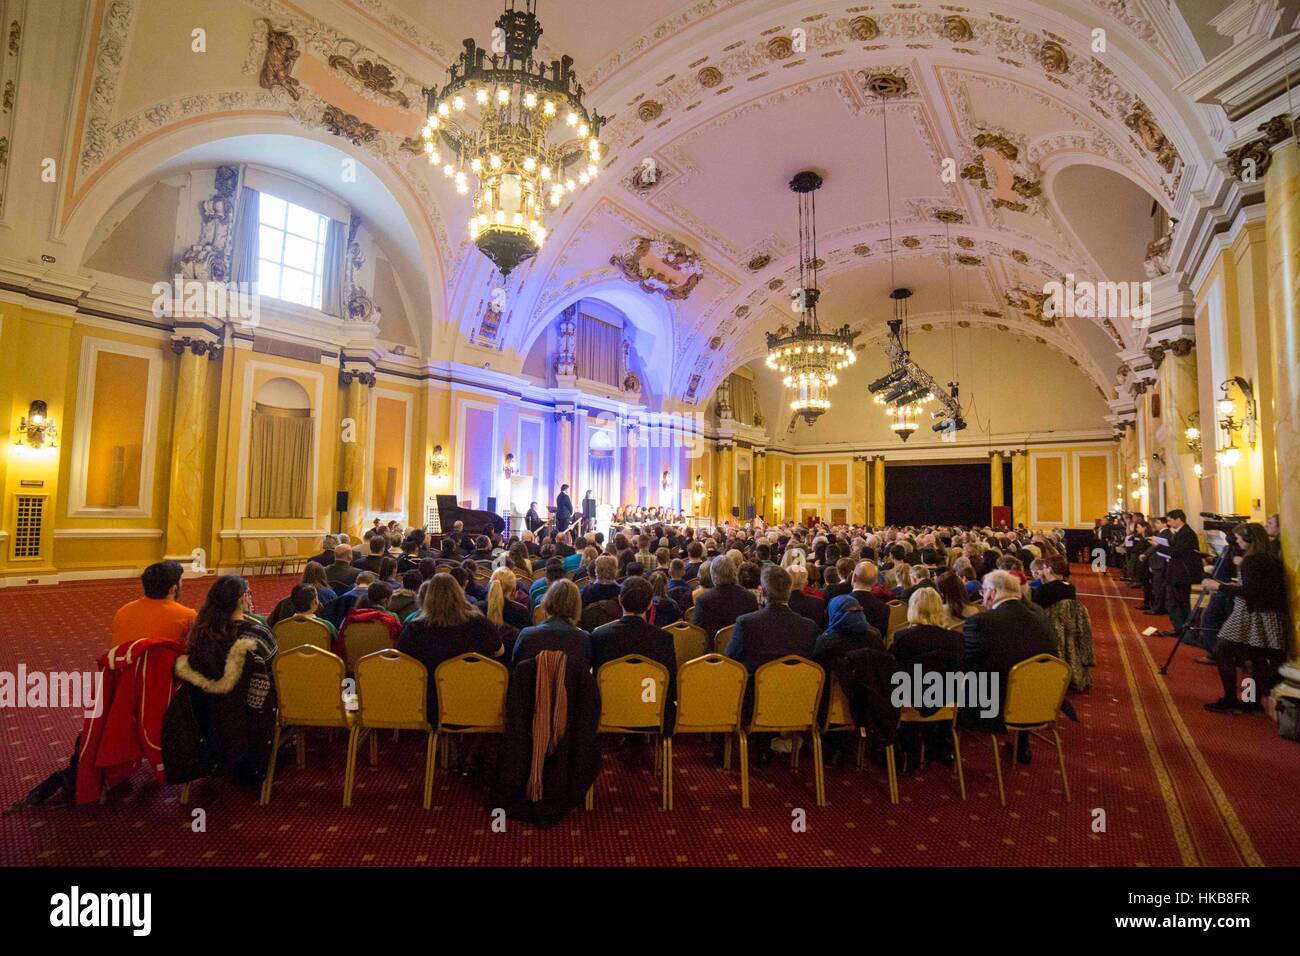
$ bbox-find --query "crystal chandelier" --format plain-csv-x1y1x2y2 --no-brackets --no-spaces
765,171,857,425
422,0,606,276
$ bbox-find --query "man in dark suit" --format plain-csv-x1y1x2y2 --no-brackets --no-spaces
1153,509,1202,637
692,555,758,638
849,561,893,637
325,544,360,590
787,566,827,629
962,569,1057,763
666,559,694,611
590,577,678,723
555,484,574,538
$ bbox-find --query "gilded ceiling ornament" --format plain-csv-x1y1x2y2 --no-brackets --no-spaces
766,36,794,60
708,336,723,350
7,20,19,56
1004,286,1054,325
746,253,771,271
901,236,921,248
991,198,1029,213
697,66,723,88
1124,100,1179,173
934,209,964,223
848,16,880,41
637,100,664,122
1012,176,1042,198
958,320,973,327
322,104,379,145
2,80,13,113
1039,40,1069,74
960,156,989,188
955,236,975,249
852,243,871,256
956,254,982,266
1011,250,1029,263
864,72,908,98
326,54,410,108
941,16,973,43
1226,113,1296,180
974,132,1018,161
768,278,784,290
258,24,303,102
735,305,750,318
628,158,665,194
610,235,705,301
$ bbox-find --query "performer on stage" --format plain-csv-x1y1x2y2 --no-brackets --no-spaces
555,484,574,535
582,489,597,535
525,501,543,533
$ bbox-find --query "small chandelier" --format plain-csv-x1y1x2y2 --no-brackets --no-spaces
16,400,57,449
422,0,606,276
765,170,857,425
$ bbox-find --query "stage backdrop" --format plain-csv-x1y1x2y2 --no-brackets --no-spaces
885,462,991,527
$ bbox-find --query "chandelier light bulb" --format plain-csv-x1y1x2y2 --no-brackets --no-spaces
476,87,489,104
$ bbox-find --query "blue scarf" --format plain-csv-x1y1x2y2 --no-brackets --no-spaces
826,595,868,637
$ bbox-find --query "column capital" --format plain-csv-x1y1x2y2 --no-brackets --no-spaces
1227,112,1297,180
339,367,376,387
170,333,223,360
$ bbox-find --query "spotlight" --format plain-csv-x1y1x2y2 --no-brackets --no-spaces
868,366,909,394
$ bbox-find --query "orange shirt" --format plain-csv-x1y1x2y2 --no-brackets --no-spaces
110,597,197,648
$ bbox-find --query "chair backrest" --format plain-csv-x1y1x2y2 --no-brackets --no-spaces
273,646,349,728
533,605,547,625
684,606,695,624
713,623,735,655
343,621,395,670
675,654,746,733
355,649,430,730
1003,654,1070,728
434,653,509,730
663,621,708,669
273,615,332,653
750,655,824,732
281,536,299,557
434,564,455,575
595,655,669,733
241,537,263,559
822,675,855,732
263,537,283,558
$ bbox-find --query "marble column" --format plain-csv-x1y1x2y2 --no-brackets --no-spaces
620,419,639,506
1154,342,1200,515
1265,139,1300,662
715,441,735,522
852,456,868,525
872,456,886,525
753,450,767,519
1011,451,1030,528
339,368,374,541
165,333,221,563
555,409,574,497
990,452,1004,522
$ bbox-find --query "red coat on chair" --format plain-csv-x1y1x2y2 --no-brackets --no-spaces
75,636,184,805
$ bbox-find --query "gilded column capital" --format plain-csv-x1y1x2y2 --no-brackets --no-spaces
339,368,376,387
170,336,223,360
1227,113,1297,181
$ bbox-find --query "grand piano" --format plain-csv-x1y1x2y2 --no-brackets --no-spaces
433,494,506,536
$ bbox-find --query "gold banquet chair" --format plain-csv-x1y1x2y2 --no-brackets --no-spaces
586,655,670,811
990,654,1071,807
345,650,434,809
342,621,395,673
748,656,826,807
885,706,966,805
684,606,696,625
261,646,354,806
670,654,748,809
822,675,867,771
272,615,333,653
713,624,735,656
884,602,909,649
433,653,509,781
662,620,709,670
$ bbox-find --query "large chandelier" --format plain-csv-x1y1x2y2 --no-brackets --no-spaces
765,171,857,425
422,0,606,276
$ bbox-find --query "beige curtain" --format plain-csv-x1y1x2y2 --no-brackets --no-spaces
576,314,622,387
248,404,313,518
730,374,757,425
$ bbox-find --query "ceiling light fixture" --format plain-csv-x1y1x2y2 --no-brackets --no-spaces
423,0,606,276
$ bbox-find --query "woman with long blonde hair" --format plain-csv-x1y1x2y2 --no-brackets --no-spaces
482,566,529,630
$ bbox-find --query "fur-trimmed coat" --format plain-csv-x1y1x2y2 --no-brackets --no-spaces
161,637,277,787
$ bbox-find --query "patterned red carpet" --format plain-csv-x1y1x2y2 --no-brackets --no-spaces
1,568,1296,867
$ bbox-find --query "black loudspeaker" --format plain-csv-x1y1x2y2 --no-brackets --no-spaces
486,496,497,513
731,506,740,517
335,491,349,513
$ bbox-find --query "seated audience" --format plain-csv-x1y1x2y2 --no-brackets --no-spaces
590,577,678,714
646,571,682,626
581,555,622,605
787,564,828,630
389,570,423,621
849,561,893,636
512,578,591,666
935,570,979,627
482,567,531,631
1031,555,1077,610
325,544,360,589
337,581,402,656
694,554,759,638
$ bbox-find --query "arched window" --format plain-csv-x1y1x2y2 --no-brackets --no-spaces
248,377,314,518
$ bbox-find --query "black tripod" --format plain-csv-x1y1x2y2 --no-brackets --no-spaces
1159,544,1234,675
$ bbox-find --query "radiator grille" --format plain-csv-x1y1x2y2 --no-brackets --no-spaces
11,495,45,559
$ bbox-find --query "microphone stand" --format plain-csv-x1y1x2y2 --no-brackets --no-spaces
1158,544,1233,676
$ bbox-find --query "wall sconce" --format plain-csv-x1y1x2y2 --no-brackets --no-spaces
693,475,705,501
16,400,57,449
1137,463,1148,480
1150,451,1166,468
1216,445,1242,469
1217,377,1258,449
428,444,448,478
503,452,517,478
1183,413,1202,457
1193,462,1204,479
772,481,784,511
660,469,672,492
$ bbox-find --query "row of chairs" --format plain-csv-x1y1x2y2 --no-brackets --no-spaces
238,537,309,577
252,640,1071,812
